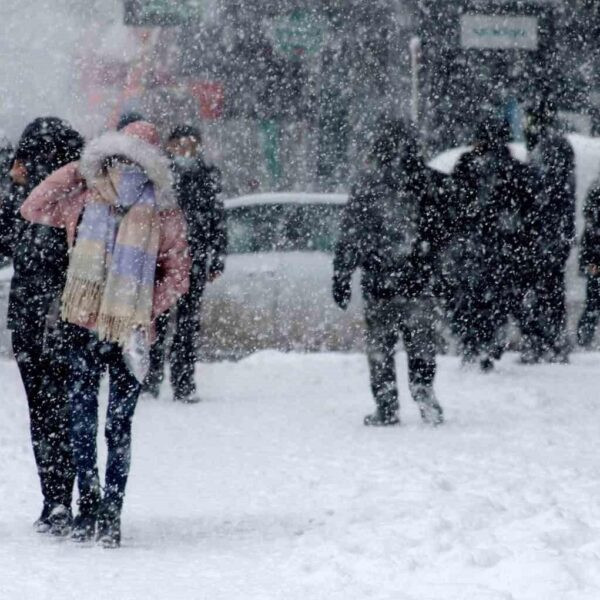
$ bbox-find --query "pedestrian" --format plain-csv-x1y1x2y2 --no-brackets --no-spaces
0,117,83,535
0,134,14,269
0,132,13,200
577,178,600,347
523,97,576,362
142,125,226,403
450,116,541,371
332,120,445,426
21,121,190,547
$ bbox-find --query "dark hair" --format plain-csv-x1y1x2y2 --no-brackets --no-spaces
101,154,133,173
168,125,202,143
116,111,145,131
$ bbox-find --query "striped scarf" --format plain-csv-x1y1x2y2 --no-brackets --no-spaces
61,164,160,345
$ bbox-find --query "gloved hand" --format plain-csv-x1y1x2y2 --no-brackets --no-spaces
208,258,225,282
332,277,351,310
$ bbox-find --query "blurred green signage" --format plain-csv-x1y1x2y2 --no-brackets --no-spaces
124,0,203,26
460,14,538,50
266,10,326,57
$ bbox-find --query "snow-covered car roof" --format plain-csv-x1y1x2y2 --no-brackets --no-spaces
427,142,527,174
225,192,348,210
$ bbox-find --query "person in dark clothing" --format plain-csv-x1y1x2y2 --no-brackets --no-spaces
524,98,576,362
142,125,226,403
333,120,445,426
449,117,541,371
0,135,14,268
0,117,84,535
0,134,13,193
577,179,600,347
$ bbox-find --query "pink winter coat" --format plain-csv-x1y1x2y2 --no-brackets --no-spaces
20,123,191,331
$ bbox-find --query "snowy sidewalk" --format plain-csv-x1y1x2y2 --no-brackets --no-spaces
1,351,600,600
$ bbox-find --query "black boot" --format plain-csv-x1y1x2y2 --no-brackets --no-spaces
411,384,444,426
71,514,96,543
174,391,201,404
71,483,100,543
577,313,598,348
140,380,160,399
33,503,52,534
97,503,121,549
364,406,400,427
479,357,494,373
48,504,73,537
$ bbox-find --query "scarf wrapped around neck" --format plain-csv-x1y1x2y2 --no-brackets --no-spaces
61,163,160,345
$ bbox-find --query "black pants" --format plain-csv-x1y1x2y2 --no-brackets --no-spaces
364,294,437,415
451,273,515,361
64,323,141,516
577,275,600,347
525,253,569,358
146,273,205,399
12,326,74,510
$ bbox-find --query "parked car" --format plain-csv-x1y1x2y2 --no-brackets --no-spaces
198,193,364,358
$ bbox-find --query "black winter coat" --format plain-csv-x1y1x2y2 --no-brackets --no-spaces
580,181,600,271
0,182,69,332
0,117,83,332
172,159,227,288
450,146,541,287
529,133,576,258
333,162,451,300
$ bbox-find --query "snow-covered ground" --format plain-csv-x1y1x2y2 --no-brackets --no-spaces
2,350,600,600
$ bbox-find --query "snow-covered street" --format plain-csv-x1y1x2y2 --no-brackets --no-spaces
1,350,600,599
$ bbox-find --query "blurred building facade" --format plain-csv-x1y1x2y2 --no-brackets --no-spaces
81,0,600,194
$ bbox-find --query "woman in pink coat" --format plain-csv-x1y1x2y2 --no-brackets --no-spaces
21,121,190,548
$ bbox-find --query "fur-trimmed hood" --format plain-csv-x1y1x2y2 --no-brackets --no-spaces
79,129,176,210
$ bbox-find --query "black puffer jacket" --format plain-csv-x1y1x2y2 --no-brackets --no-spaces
333,160,450,300
172,158,227,284
0,117,83,331
580,180,600,271
529,133,576,258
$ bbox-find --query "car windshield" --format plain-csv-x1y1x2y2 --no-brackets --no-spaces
227,202,342,254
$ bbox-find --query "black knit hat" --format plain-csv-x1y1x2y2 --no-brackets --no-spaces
14,117,83,168
116,111,145,131
168,124,202,142
473,116,511,148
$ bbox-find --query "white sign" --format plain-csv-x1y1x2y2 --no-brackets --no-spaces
460,14,538,50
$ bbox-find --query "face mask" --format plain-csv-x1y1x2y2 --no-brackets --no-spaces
173,155,197,170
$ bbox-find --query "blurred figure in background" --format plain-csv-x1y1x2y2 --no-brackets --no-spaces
333,120,445,427
577,178,600,348
0,132,13,196
0,117,83,535
0,134,14,267
523,98,576,363
142,125,226,403
450,116,541,371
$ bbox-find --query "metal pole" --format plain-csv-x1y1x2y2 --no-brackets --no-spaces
409,36,421,125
